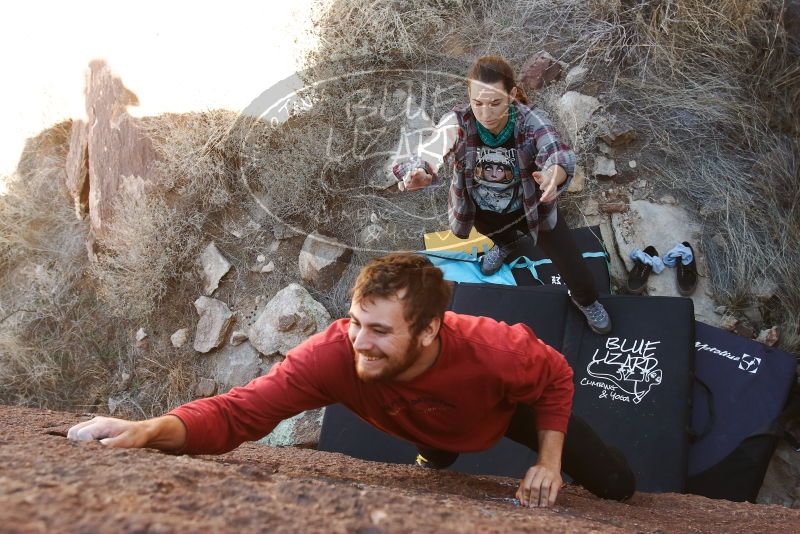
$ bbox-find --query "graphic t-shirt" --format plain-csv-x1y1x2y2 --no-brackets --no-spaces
471,136,522,213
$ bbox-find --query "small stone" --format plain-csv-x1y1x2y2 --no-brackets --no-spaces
171,328,189,348
597,141,612,155
593,156,617,180
565,65,588,90
734,320,756,339
267,240,280,253
135,328,147,342
277,313,299,332
742,305,763,326
521,51,563,90
599,201,628,214
194,378,217,398
193,296,235,353
370,510,389,525
567,165,586,193
230,330,248,346
257,254,266,263
756,326,780,347
370,212,379,224
714,305,728,315
659,195,677,205
598,122,637,147
629,160,637,169
719,315,738,331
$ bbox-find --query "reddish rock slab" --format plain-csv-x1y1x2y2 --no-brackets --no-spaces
1,405,799,533
521,51,563,91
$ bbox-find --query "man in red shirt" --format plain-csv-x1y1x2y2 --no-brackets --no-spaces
68,252,634,507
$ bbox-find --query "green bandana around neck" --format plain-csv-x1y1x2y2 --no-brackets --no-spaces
476,104,516,147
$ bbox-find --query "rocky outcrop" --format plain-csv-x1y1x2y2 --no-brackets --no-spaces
65,119,89,218
83,60,158,240
247,283,331,357
298,232,352,289
193,296,235,353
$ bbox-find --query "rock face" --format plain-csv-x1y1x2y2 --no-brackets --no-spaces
83,60,159,240
298,232,353,289
208,341,264,392
199,242,232,296
193,296,235,353
5,405,800,533
611,201,719,326
65,119,89,218
247,283,331,357
556,91,601,145
521,51,563,90
567,165,586,193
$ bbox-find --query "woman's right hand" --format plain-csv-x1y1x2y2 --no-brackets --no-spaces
398,168,433,192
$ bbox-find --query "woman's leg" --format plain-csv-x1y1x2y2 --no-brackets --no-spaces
473,208,527,249
536,213,598,306
504,404,636,501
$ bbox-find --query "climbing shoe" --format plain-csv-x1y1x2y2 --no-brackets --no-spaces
480,244,511,275
572,298,612,335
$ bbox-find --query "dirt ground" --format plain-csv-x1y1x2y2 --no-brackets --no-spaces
1,405,798,533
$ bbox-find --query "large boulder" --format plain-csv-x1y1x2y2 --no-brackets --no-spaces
193,296,235,353
84,60,159,240
258,408,326,448
247,283,332,357
298,232,353,289
610,200,719,326
556,92,601,146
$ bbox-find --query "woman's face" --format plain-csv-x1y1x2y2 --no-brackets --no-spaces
468,79,517,131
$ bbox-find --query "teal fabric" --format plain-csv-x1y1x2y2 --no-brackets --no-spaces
419,249,609,287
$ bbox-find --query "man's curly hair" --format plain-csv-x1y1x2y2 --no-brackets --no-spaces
350,253,453,336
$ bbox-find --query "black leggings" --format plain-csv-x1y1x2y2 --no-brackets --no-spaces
473,208,598,306
417,405,636,501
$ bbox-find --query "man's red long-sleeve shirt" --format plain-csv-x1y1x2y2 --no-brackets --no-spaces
168,311,574,455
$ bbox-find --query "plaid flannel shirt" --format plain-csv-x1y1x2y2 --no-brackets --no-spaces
446,102,576,242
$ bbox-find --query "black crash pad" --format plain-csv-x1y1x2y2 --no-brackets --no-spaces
686,321,797,501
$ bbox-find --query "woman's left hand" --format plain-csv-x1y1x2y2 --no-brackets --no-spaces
532,166,566,203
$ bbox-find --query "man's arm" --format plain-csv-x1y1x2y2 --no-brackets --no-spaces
67,414,187,451
516,429,565,507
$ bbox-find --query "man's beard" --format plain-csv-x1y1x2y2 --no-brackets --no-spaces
354,338,424,383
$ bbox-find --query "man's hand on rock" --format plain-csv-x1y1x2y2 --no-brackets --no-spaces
516,463,563,508
67,416,150,448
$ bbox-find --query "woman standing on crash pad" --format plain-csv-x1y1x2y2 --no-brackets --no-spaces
394,55,611,335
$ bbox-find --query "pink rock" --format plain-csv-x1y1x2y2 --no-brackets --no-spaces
756,326,780,347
